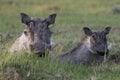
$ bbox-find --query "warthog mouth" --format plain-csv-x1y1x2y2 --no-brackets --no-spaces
31,50,46,57
97,51,109,56
35,52,45,57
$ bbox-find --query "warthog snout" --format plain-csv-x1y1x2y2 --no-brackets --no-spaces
96,49,109,56
30,43,51,56
94,44,109,56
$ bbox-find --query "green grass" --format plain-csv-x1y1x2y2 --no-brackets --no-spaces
0,0,120,80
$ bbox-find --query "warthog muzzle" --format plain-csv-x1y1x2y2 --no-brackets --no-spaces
30,43,51,57
97,49,109,56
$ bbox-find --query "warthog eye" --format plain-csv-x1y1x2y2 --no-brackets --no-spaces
91,34,96,39
24,31,28,35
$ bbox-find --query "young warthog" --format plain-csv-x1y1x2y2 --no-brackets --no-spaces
9,13,57,56
60,27,111,64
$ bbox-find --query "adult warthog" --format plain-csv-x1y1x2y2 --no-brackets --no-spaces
10,13,57,56
60,27,111,65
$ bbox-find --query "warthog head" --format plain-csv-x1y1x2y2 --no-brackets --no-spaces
83,26,111,56
21,13,56,55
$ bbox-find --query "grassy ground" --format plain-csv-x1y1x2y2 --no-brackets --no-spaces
0,0,120,80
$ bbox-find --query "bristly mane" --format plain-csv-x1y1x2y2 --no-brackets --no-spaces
70,36,89,53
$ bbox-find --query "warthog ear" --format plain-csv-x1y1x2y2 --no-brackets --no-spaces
46,13,56,25
20,13,31,25
104,26,111,35
83,27,92,36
